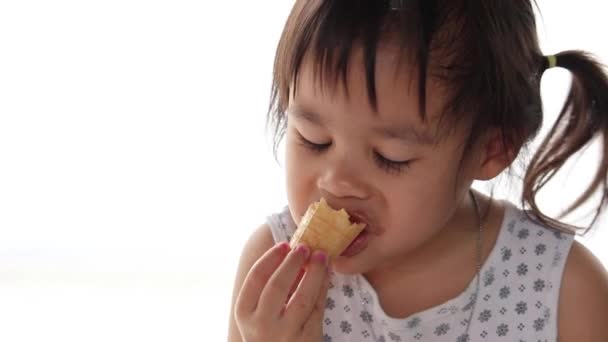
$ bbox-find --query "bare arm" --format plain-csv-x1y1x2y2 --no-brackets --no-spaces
558,240,608,341
227,224,275,342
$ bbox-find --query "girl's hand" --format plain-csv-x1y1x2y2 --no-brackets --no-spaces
234,242,330,342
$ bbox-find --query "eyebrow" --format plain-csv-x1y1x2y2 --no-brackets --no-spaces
288,107,434,145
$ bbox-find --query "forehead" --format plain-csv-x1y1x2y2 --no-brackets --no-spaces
291,44,449,138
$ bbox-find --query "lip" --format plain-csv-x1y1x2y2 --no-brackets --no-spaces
319,199,378,234
340,229,370,257
348,212,367,225
347,211,375,234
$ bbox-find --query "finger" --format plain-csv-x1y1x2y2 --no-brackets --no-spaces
286,267,306,303
301,266,331,333
235,242,290,316
284,249,329,326
258,243,311,316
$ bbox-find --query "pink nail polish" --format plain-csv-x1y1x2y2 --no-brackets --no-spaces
276,242,290,253
313,250,328,266
295,244,310,258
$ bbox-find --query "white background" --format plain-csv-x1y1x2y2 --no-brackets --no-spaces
0,1,606,341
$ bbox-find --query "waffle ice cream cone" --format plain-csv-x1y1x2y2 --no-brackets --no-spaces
290,198,366,259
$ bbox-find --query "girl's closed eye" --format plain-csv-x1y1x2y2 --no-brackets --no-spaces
373,152,411,175
297,131,331,152
297,131,412,175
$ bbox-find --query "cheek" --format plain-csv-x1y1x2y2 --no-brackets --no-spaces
380,161,462,225
285,139,317,221
285,137,312,187
381,186,458,248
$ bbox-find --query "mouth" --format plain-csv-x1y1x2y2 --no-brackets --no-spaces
339,211,372,257
348,211,367,226
340,227,370,257
348,215,362,225
348,211,373,233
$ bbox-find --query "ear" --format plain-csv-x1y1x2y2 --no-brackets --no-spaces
473,129,516,181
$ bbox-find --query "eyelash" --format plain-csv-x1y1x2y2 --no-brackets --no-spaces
298,135,411,175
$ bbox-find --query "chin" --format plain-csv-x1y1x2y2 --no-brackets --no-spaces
331,254,373,275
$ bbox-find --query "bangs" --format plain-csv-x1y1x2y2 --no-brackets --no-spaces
274,0,435,115
268,0,540,157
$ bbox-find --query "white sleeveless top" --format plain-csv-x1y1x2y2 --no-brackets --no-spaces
266,201,574,342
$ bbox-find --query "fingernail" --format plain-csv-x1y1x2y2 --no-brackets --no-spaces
276,242,290,253
312,250,328,266
295,244,310,258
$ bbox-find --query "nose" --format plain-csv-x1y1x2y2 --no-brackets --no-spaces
317,157,368,200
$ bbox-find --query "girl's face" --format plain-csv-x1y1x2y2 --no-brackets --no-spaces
285,47,483,275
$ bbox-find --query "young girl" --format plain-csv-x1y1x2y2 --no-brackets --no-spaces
228,1,608,341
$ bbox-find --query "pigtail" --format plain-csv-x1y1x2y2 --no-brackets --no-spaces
523,50,608,234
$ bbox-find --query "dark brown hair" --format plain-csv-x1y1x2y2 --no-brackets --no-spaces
267,0,608,235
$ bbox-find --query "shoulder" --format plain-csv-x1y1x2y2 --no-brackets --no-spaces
231,223,275,294
227,224,275,342
237,223,276,270
558,239,608,341
230,223,276,303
